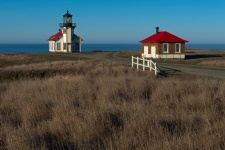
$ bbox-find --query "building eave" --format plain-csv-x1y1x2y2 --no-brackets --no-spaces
48,31,63,41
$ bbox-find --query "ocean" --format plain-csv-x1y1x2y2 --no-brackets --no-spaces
0,44,225,53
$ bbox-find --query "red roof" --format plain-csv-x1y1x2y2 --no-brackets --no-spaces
140,31,188,43
48,31,62,41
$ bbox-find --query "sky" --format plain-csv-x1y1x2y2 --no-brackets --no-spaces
0,0,225,44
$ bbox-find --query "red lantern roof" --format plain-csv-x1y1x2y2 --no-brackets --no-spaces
48,31,62,41
140,31,188,43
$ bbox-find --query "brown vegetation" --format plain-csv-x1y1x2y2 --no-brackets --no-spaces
0,58,225,149
199,59,225,67
0,53,89,68
185,50,225,67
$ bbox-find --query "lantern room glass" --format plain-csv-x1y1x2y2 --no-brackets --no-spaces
64,16,72,23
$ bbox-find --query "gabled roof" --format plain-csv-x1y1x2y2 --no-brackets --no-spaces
74,34,84,41
140,31,188,43
48,31,62,41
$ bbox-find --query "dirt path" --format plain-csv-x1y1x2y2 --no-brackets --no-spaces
77,52,225,79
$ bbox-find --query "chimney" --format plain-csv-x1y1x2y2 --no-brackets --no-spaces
156,27,159,34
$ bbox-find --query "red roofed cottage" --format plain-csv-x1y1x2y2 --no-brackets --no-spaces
48,11,82,53
140,27,188,59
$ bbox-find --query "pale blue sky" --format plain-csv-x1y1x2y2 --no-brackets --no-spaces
0,0,224,44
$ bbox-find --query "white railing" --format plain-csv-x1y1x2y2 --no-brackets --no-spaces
132,56,160,75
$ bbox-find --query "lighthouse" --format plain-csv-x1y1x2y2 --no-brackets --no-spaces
48,11,82,53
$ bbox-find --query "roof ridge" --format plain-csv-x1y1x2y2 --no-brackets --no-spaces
140,31,188,43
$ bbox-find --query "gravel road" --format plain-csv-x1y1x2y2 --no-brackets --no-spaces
77,52,225,79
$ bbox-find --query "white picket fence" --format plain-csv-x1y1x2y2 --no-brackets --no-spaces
132,56,160,75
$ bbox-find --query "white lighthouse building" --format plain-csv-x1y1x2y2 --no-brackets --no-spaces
48,11,82,53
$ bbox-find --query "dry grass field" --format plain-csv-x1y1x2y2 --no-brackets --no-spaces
0,52,225,149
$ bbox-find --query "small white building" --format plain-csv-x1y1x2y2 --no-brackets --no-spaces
48,11,82,53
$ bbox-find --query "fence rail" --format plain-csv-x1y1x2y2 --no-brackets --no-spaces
132,56,160,75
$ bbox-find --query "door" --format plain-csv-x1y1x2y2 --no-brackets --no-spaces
68,44,71,52
151,46,156,58
144,46,148,55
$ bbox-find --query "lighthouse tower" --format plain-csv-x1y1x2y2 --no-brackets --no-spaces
48,11,82,53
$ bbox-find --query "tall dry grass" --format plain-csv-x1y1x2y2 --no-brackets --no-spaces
0,60,225,149
0,54,42,68
199,59,225,67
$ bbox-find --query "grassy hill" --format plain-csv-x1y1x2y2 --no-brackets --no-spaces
0,53,225,149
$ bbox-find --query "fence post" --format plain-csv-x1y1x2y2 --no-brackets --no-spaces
150,60,152,72
137,57,139,69
132,56,133,68
143,58,145,71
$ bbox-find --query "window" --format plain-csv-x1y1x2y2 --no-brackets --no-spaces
163,43,169,53
175,43,181,53
63,29,67,34
57,43,61,50
75,43,79,50
49,43,52,50
63,43,67,50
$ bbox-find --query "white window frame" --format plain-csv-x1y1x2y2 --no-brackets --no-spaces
57,43,61,50
175,43,181,53
163,43,169,53
63,43,67,50
49,43,52,50
63,29,67,34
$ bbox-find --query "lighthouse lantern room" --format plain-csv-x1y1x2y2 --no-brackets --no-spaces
48,10,82,53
